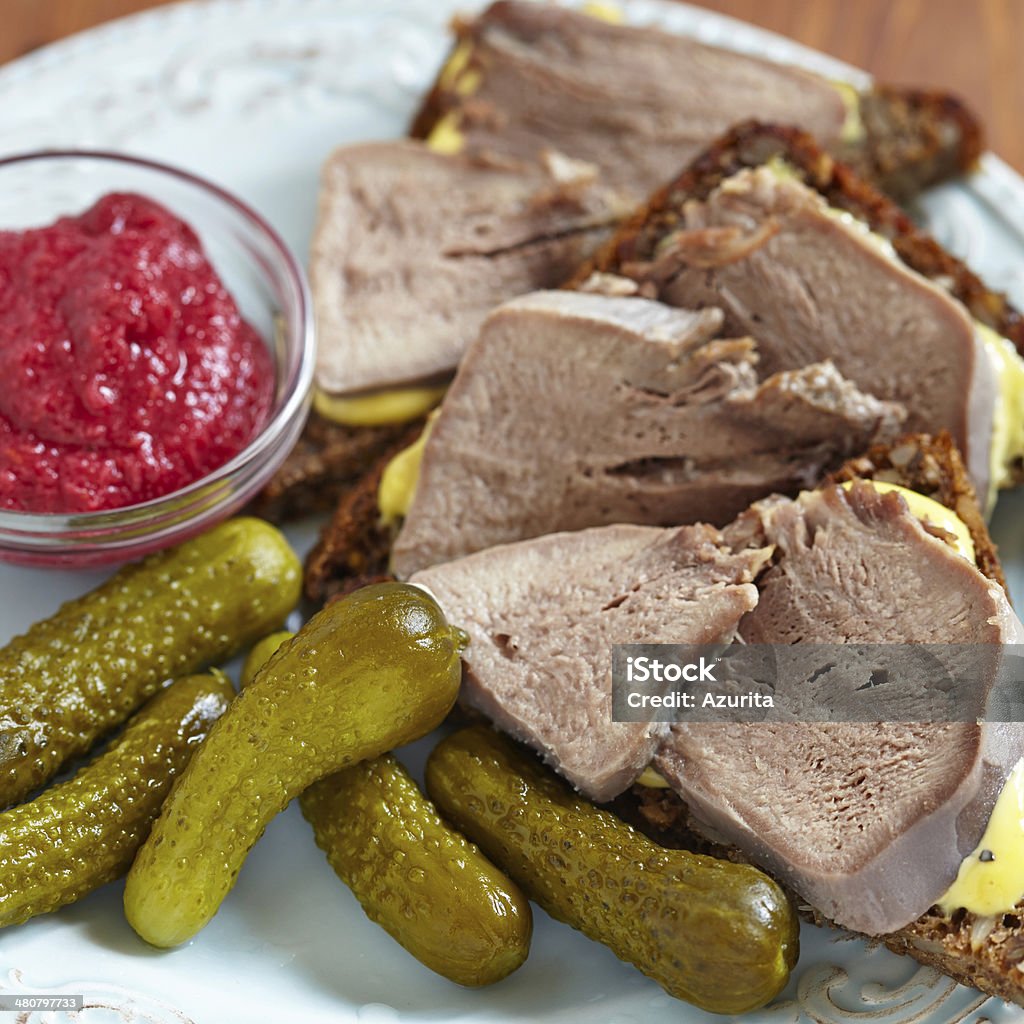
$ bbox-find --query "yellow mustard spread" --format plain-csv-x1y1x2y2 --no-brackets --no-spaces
378,413,437,527
425,1,624,153
581,1,625,23
425,113,466,155
314,385,446,428
978,322,1024,499
425,40,477,154
437,40,474,91
635,766,671,789
832,80,866,144
940,759,1024,917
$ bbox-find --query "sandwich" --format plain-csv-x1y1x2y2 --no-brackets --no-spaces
259,3,988,518
411,0,982,204
300,123,1023,603
407,432,1024,1004
387,288,905,578
310,141,629,403
254,140,627,521
256,11,1024,1002
570,120,1024,505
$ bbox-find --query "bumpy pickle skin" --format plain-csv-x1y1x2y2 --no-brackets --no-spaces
426,727,800,1015
301,756,532,987
239,630,296,688
124,582,465,948
0,517,301,809
0,673,234,929
245,628,530,985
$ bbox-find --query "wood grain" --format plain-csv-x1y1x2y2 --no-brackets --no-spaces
694,0,1024,171
1,0,170,61
2,0,1022,171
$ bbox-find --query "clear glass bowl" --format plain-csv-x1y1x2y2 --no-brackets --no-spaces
0,151,314,567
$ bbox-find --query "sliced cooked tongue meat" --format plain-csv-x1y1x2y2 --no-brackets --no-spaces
630,166,996,497
311,141,628,396
392,290,904,578
656,483,1024,936
412,480,1024,936
425,0,849,201
655,720,1023,936
410,523,771,802
737,482,1023,646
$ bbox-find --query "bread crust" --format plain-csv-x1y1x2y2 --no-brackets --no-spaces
302,417,425,605
569,121,1023,355
251,412,420,524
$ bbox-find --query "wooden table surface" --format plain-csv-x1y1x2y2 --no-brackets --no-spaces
3,0,1022,172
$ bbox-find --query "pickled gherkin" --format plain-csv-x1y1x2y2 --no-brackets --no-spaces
426,726,799,1015
242,627,531,986
124,582,465,948
0,517,301,808
0,673,233,929
302,757,532,986
239,630,295,688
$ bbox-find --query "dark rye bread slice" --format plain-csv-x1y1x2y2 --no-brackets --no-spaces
846,85,983,202
569,120,1024,355
612,433,1024,1006
301,416,426,603
251,412,418,523
410,2,982,204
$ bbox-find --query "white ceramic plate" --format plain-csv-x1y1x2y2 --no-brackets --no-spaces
1,2,1023,1022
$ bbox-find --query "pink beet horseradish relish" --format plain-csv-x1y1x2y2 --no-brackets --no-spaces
0,192,274,514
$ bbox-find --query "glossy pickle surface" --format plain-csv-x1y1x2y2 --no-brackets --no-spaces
426,726,800,1015
246,627,531,986
302,755,532,986
0,517,301,808
0,673,233,928
124,582,465,947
